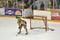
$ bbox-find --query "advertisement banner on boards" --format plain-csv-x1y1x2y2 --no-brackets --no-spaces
14,9,22,16
5,8,15,16
5,8,22,16
51,12,60,20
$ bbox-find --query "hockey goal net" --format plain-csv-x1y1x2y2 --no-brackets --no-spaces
30,15,54,31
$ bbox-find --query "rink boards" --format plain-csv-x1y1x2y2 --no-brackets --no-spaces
0,15,60,22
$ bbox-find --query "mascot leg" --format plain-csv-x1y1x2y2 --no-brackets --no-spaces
24,25,28,35
18,25,22,34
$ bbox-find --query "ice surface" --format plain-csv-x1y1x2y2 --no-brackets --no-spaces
0,18,60,40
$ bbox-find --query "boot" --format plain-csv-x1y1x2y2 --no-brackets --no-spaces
17,31,21,34
25,32,28,35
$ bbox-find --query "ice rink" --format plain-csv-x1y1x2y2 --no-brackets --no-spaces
0,18,60,40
